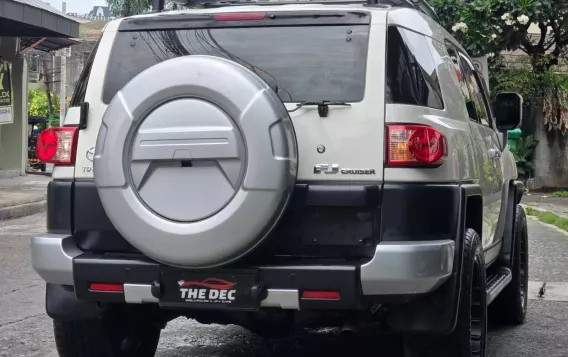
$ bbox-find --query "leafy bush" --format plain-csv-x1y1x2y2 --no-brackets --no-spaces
511,134,539,178
551,190,568,197
28,89,60,127
490,56,568,133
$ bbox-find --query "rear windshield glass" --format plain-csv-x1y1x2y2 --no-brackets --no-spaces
102,26,369,104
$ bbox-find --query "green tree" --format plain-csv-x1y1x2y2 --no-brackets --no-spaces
427,0,568,72
106,0,178,17
28,89,60,127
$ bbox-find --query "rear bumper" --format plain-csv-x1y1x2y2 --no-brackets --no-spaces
31,234,454,308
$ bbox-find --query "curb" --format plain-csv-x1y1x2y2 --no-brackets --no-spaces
522,203,568,220
0,200,47,221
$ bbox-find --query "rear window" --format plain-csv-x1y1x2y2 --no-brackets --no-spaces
102,25,369,104
386,26,444,109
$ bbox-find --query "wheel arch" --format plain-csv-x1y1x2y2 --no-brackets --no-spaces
461,184,483,238
499,180,525,268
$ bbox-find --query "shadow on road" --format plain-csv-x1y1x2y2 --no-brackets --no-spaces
158,326,403,357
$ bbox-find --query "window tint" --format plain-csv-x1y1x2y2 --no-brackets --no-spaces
103,26,369,104
70,37,101,107
446,44,472,104
458,54,491,127
386,26,444,109
476,72,495,119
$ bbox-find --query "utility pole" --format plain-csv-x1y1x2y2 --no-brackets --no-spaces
59,1,68,127
154,0,166,11
59,47,68,127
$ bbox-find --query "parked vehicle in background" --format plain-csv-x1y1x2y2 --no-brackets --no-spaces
27,115,47,172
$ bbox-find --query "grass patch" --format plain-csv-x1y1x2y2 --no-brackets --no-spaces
525,206,538,216
525,205,568,232
551,190,568,197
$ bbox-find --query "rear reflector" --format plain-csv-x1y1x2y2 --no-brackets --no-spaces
302,291,340,300
213,12,266,21
386,125,446,166
36,127,79,165
89,283,123,292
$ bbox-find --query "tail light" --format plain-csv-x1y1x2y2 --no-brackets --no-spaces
386,125,446,166
302,291,340,300
213,12,266,21
36,127,79,165
89,283,123,292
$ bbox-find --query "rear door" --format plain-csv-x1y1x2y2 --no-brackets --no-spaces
457,53,504,249
73,9,385,184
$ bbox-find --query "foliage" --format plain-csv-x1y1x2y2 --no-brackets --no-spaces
525,205,568,231
427,0,568,71
106,0,179,17
551,190,568,197
490,55,568,133
28,89,60,127
511,134,539,178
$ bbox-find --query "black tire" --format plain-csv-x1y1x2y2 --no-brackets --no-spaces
491,205,529,325
53,313,161,357
404,228,487,357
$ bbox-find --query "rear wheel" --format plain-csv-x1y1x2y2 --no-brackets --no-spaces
404,228,487,357
53,310,161,357
491,205,529,325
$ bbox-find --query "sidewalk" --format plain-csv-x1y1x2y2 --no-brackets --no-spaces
0,175,51,221
522,193,568,218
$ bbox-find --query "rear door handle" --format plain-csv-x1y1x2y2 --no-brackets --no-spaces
488,149,502,160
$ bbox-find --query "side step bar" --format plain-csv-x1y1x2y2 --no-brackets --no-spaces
486,267,512,305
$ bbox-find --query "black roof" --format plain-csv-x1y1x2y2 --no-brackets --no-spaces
0,0,80,51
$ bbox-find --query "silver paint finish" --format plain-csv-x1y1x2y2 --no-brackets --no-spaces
30,234,82,286
93,55,297,268
124,284,160,304
260,289,300,310
360,240,455,295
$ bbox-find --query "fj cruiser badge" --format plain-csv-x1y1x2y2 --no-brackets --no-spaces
314,164,376,175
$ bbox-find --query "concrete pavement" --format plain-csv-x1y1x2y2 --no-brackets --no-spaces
522,193,568,218
1,213,568,356
0,175,50,221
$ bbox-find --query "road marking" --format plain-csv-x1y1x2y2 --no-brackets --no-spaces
528,281,568,302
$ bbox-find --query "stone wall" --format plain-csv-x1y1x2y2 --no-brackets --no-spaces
522,105,568,189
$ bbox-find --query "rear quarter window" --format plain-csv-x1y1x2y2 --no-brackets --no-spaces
386,26,444,110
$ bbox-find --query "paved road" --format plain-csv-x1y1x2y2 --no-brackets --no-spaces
1,214,567,357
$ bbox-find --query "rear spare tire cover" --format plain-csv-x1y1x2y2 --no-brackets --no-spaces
93,56,297,268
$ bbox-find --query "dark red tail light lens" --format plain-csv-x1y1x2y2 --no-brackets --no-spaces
302,291,340,300
213,12,266,21
36,127,79,165
386,125,447,166
89,283,123,292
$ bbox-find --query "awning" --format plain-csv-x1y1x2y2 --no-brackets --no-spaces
0,0,80,51
19,37,81,53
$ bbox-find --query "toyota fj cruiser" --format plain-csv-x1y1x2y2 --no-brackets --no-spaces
32,0,529,356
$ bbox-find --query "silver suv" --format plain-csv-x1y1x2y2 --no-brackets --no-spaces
32,0,529,356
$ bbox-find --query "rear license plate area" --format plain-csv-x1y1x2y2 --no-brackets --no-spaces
159,268,260,311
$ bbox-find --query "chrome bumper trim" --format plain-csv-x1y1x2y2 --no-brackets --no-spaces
31,233,455,299
360,240,455,295
124,284,160,304
30,234,82,286
260,289,299,310
123,284,299,309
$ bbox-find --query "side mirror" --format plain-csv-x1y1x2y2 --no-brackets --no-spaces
495,92,523,132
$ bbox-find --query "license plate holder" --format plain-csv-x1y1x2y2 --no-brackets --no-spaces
159,267,260,311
